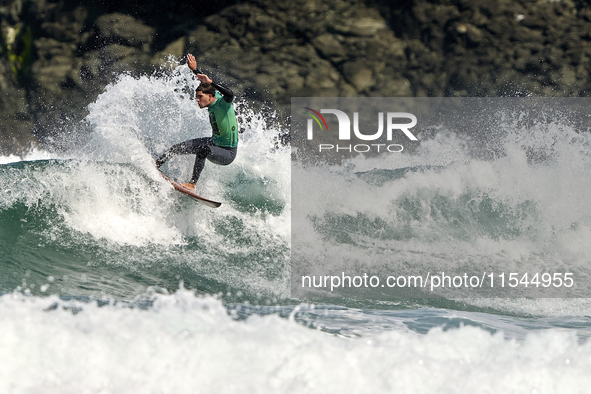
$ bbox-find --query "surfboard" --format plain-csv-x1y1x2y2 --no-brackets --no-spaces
158,170,222,208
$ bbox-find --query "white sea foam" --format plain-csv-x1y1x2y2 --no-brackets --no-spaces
1,291,590,393
79,70,291,246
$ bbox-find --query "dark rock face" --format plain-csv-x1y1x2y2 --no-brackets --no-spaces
187,0,413,104
381,0,591,97
1,0,591,154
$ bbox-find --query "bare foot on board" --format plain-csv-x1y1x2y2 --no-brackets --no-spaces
180,182,196,191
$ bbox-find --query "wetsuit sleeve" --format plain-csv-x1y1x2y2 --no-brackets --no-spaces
211,81,234,103
191,69,234,102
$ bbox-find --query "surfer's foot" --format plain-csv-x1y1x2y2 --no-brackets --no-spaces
180,182,196,191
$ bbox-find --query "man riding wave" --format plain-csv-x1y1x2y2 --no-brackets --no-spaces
155,54,238,191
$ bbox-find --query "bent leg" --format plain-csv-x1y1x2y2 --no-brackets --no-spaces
192,145,237,183
156,138,211,167
158,138,237,184
190,144,211,183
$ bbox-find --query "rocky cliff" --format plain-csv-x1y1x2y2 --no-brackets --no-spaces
1,0,590,154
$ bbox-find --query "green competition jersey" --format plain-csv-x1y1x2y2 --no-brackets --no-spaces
208,91,238,148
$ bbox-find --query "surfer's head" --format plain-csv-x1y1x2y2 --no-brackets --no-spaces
196,83,216,108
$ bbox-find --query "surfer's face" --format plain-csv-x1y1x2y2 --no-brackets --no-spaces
196,92,215,108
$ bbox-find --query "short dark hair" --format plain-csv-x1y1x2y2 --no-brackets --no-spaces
196,83,215,96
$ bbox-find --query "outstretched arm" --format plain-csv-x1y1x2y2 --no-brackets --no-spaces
186,53,234,103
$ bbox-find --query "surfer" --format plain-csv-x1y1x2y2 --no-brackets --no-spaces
155,53,238,190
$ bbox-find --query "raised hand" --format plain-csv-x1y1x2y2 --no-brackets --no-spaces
186,53,198,71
